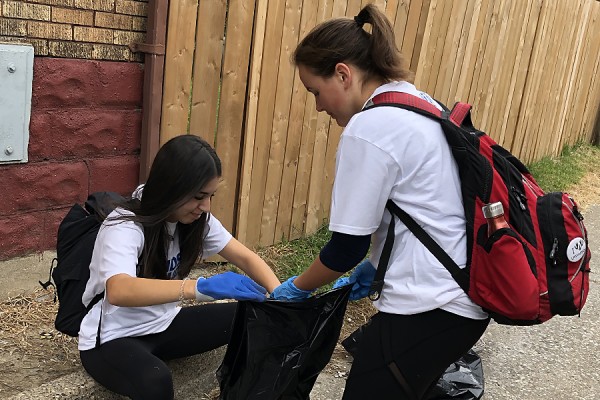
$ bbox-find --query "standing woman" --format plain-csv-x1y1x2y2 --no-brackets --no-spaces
79,134,280,400
271,4,489,400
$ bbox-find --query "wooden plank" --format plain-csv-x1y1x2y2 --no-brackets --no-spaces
527,0,558,162
236,0,269,246
436,0,468,105
345,0,363,18
210,0,256,233
274,0,319,242
445,0,475,104
332,0,348,17
556,0,593,151
398,0,419,68
544,1,578,157
319,0,349,228
567,2,600,147
188,0,227,143
242,0,287,247
289,96,319,240
304,0,335,235
503,0,541,155
582,3,600,142
423,0,450,94
452,0,481,101
408,0,429,74
455,0,488,102
484,0,517,144
289,0,324,240
479,0,512,134
466,0,493,109
470,0,503,132
489,0,526,145
514,0,553,162
259,0,305,246
159,0,199,145
389,0,409,62
495,0,535,148
384,0,400,33
413,0,438,89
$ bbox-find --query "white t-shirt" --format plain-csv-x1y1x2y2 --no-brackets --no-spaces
330,81,488,320
78,194,232,350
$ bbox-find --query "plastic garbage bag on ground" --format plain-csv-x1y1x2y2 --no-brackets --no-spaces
341,324,484,400
217,285,351,400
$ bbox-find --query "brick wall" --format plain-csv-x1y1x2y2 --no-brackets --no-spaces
0,0,147,61
0,0,147,259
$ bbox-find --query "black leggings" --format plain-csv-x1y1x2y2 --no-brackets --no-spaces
342,309,490,400
80,303,237,400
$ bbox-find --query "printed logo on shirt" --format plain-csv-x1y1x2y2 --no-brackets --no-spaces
167,253,181,278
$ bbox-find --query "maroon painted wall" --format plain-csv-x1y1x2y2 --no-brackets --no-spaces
0,57,143,260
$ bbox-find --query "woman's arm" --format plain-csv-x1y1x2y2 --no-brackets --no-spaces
218,237,281,293
293,256,344,290
106,274,186,307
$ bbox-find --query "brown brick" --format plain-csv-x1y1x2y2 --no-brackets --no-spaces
131,15,145,31
95,11,133,29
113,29,143,45
29,37,48,54
51,7,93,25
91,42,128,60
28,21,72,40
48,40,92,57
0,17,27,36
75,0,114,12
29,0,74,6
3,1,50,21
115,0,146,16
0,36,47,54
129,50,142,62
74,26,112,43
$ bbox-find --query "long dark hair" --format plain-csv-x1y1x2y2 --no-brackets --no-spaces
115,135,222,279
293,4,411,83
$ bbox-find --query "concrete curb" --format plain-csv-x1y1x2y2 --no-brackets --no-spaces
7,347,226,400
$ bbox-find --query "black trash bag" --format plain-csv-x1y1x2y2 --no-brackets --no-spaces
341,325,485,400
425,349,484,400
217,285,352,400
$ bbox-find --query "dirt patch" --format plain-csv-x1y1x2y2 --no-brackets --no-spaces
0,288,79,397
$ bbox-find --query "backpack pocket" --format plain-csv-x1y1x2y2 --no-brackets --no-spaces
470,225,539,321
537,193,590,319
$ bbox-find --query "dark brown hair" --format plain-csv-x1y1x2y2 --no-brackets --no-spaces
293,4,411,82
115,135,221,279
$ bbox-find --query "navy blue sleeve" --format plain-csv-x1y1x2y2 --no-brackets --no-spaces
319,232,371,273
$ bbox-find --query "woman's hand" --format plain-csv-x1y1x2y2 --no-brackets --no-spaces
195,272,267,302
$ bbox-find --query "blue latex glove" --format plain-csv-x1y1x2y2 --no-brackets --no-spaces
195,272,267,302
332,260,376,301
270,276,314,301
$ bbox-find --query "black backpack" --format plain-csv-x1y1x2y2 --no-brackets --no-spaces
40,192,124,338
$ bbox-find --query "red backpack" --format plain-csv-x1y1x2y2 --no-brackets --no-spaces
365,92,591,325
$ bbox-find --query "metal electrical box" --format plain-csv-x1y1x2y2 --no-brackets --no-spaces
0,43,34,164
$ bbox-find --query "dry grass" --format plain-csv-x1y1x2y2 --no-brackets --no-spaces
0,287,79,370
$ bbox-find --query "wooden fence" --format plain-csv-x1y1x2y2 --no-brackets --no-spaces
159,0,600,250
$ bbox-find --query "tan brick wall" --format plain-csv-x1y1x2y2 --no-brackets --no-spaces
0,0,147,61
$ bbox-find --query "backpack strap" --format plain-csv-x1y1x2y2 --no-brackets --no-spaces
367,91,473,128
364,92,473,299
369,200,470,300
